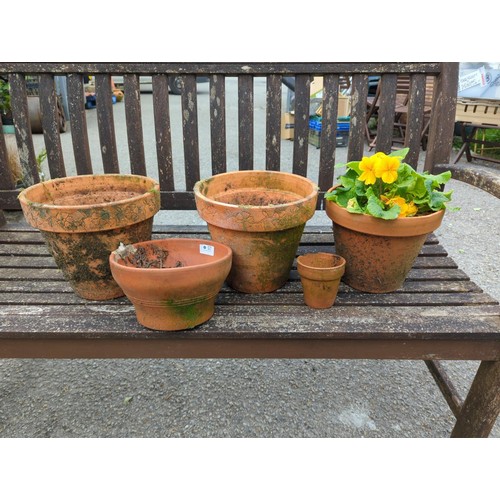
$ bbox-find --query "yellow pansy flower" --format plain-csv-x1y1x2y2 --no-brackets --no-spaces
373,154,400,184
358,153,385,185
381,195,418,218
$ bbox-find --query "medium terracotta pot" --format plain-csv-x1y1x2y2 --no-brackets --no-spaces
194,170,319,293
18,174,160,300
109,238,232,331
297,252,345,309
325,192,445,293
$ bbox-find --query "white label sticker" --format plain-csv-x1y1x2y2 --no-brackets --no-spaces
200,244,215,256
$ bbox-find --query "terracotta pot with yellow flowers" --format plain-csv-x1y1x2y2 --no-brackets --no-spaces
325,148,454,293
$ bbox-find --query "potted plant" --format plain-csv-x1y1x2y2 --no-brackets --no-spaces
110,238,232,331
324,148,454,293
18,174,161,300
194,170,319,293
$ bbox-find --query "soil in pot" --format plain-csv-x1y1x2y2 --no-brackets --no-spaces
110,238,232,331
18,174,161,300
297,252,345,309
194,170,319,293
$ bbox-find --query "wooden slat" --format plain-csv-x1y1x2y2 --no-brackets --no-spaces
181,75,200,189
0,291,495,308
209,74,226,174
95,74,119,173
67,73,93,175
318,74,340,190
0,63,443,75
374,73,398,154
0,304,499,340
0,120,14,189
152,75,174,194
265,74,281,171
39,73,66,178
238,75,254,170
425,62,460,173
347,74,369,162
123,74,146,175
8,73,39,185
292,74,311,176
404,74,426,167
425,360,463,418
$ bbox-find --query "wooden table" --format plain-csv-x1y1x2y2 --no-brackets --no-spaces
1,213,499,437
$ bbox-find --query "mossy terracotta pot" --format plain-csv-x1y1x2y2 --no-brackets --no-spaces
297,252,346,309
325,191,445,293
194,170,319,293
109,238,232,331
18,174,160,300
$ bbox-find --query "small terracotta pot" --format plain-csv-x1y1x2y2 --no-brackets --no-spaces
18,174,160,300
325,189,445,293
109,238,232,331
297,252,345,308
194,170,318,293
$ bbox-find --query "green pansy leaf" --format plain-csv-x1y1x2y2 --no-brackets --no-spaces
389,147,409,160
345,197,364,214
366,194,401,219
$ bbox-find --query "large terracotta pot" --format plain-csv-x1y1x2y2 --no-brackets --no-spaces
325,194,445,293
194,170,319,293
18,174,160,300
110,238,232,331
297,252,345,309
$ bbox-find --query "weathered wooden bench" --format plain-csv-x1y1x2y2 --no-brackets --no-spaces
0,62,499,437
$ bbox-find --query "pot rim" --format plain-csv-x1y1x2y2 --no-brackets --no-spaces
297,252,346,271
18,173,159,211
109,238,233,274
325,186,445,237
193,170,319,211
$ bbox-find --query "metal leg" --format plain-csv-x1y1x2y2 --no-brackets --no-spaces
451,360,500,438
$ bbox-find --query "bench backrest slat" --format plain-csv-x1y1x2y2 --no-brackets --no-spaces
123,74,146,176
347,74,369,162
8,73,40,186
291,74,311,177
209,75,227,175
152,74,174,192
0,62,459,212
265,74,282,172
67,74,93,175
238,74,254,171
95,74,119,173
317,74,340,191
39,73,66,179
181,74,200,190
404,73,427,167
374,74,398,154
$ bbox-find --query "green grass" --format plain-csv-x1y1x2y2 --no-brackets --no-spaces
454,127,500,160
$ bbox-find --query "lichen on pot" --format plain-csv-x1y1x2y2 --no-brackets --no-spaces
194,170,319,293
18,174,161,300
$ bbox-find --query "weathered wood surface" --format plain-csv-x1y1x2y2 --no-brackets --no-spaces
0,218,498,355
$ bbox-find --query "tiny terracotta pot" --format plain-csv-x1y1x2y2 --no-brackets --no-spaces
194,170,318,293
325,189,445,293
297,252,345,309
109,238,232,331
18,174,160,300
